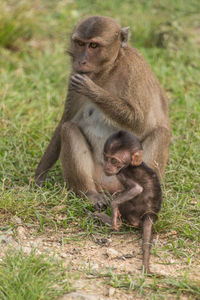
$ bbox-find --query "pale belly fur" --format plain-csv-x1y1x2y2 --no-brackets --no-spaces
72,101,123,193
72,101,119,164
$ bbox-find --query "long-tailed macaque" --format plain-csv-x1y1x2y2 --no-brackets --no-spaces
95,130,162,273
35,16,170,208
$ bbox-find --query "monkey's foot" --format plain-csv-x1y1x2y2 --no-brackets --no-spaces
34,178,45,189
86,191,110,211
145,271,165,278
113,218,122,231
141,266,165,278
34,172,48,188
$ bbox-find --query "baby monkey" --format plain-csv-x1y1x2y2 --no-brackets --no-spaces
99,130,162,273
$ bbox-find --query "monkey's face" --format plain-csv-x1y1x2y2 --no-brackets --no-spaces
70,37,120,77
68,17,122,77
103,151,130,176
68,16,129,77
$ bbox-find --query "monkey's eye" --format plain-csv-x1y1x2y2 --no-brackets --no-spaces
89,42,98,49
110,158,118,165
77,40,85,46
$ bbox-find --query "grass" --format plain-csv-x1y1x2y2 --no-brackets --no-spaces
107,272,200,298
0,0,200,298
0,250,71,299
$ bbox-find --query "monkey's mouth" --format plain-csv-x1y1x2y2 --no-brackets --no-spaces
77,71,92,75
104,169,118,176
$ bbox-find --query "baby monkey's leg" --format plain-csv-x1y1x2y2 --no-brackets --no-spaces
111,184,143,230
112,206,122,230
93,210,122,230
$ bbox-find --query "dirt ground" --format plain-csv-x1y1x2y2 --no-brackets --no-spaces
0,219,199,300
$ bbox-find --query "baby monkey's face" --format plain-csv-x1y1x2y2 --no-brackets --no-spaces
103,151,130,176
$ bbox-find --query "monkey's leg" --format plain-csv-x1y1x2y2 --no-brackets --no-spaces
60,121,96,193
111,184,143,230
60,122,107,208
112,207,122,230
35,122,62,185
142,127,170,178
142,215,153,274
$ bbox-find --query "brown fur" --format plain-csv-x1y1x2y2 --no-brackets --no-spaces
35,16,170,206
99,130,162,273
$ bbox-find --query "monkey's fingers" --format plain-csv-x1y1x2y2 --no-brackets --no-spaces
71,76,84,86
93,200,108,211
71,74,88,84
92,212,112,226
86,191,109,211
74,74,87,79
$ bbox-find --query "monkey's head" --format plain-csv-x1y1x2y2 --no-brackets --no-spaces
103,131,143,176
68,16,130,76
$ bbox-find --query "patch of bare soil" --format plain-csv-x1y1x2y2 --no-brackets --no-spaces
0,219,199,300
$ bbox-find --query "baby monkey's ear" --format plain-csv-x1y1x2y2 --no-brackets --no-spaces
131,150,143,166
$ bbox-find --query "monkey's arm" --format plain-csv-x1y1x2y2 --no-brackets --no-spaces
70,74,146,131
111,182,143,209
35,121,62,185
35,103,70,185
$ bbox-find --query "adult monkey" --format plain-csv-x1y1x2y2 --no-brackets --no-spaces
35,16,170,208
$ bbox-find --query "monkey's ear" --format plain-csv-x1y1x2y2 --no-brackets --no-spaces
120,27,130,48
131,150,143,166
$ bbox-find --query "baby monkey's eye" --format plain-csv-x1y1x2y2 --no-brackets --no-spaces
89,42,98,48
110,158,118,165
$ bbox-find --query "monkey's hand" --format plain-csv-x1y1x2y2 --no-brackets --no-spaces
70,74,97,96
86,191,110,211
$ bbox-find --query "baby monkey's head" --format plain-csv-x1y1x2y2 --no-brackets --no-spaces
103,130,143,176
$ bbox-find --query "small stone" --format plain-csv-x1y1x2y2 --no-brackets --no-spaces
108,287,115,297
60,253,68,258
34,237,43,245
12,216,22,225
122,253,135,259
61,292,102,300
22,246,32,255
95,238,108,245
86,262,99,272
91,263,99,271
0,234,13,244
106,248,120,259
17,226,26,240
